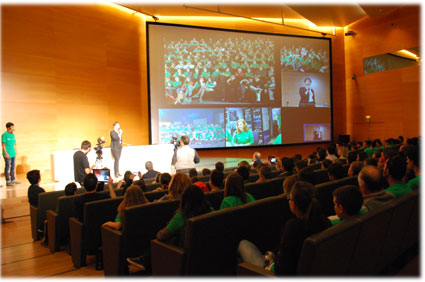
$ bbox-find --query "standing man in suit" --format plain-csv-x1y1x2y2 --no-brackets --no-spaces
110,122,123,178
298,77,315,107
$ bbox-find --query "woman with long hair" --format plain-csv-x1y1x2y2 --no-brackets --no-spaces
220,172,255,209
238,181,330,275
231,119,254,146
157,185,213,247
103,184,148,230
158,172,191,201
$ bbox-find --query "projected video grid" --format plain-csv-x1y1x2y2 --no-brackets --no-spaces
149,23,332,148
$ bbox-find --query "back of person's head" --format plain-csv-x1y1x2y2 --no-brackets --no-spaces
407,137,419,146
321,159,332,169
160,173,172,187
210,169,224,188
83,173,98,192
290,181,330,233
364,157,378,167
385,155,406,181
215,162,224,173
133,179,146,191
327,145,336,155
405,144,419,168
347,151,357,164
333,185,363,217
357,151,367,161
145,161,153,171
81,140,91,150
328,163,346,180
154,172,162,183
65,182,77,196
238,160,250,169
258,165,272,179
27,170,41,185
168,173,191,200
299,166,314,184
118,185,147,217
202,168,211,176
236,165,250,181
253,151,261,160
373,150,382,159
317,148,326,161
281,157,295,172
225,172,246,203
358,165,383,193
383,148,398,161
179,185,211,218
283,174,300,195
189,168,198,178
296,160,307,171
349,161,363,177
124,170,133,183
294,154,302,161
180,135,190,145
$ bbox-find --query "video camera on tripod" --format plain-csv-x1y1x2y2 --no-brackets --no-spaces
170,135,180,150
94,137,105,161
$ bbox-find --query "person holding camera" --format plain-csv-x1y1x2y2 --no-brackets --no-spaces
171,135,200,174
73,140,97,185
110,121,123,178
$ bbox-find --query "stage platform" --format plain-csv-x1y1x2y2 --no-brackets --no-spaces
0,157,249,219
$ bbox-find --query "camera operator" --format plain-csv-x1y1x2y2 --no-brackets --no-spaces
73,140,97,185
110,122,123,178
171,135,200,174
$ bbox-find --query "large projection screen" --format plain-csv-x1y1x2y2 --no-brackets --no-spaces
148,23,332,149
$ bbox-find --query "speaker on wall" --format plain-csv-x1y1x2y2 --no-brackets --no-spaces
338,135,350,144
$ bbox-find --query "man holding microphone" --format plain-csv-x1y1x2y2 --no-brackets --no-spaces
110,122,123,178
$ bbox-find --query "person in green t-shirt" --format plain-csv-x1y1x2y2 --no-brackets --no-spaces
232,119,254,146
157,185,214,248
220,172,255,210
384,155,412,198
328,185,365,226
2,122,19,186
405,144,420,191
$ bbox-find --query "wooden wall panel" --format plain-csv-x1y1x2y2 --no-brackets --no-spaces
1,4,346,177
344,6,420,142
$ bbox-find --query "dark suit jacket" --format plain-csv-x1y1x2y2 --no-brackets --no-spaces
110,130,122,153
299,87,315,105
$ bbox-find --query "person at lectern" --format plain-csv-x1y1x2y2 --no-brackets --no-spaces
298,77,315,107
110,121,123,178
171,135,200,174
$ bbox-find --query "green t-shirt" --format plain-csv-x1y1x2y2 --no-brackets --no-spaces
115,213,122,222
220,193,255,210
2,131,16,158
407,175,420,191
330,208,367,225
232,131,254,145
385,181,412,198
166,211,187,248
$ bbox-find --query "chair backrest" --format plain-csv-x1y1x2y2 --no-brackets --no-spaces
399,190,419,254
144,190,167,202
144,183,162,192
122,199,180,258
84,197,123,252
247,173,260,183
244,177,285,200
37,190,66,227
297,218,361,275
314,176,358,217
313,169,329,185
195,175,210,183
204,190,224,211
56,194,81,243
308,163,322,171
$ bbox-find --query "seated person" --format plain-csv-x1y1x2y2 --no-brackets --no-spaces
122,171,134,195
236,165,250,182
295,160,307,173
327,163,346,181
279,157,296,177
251,152,262,168
27,170,45,207
238,181,331,275
215,162,224,173
405,144,420,191
321,159,332,169
202,168,211,176
298,166,314,185
64,182,77,196
348,161,363,177
142,161,160,180
384,155,412,198
103,182,148,230
73,173,115,222
220,172,255,209
328,185,365,225
209,169,224,192
255,164,272,183
157,173,191,201
282,174,299,195
364,157,378,167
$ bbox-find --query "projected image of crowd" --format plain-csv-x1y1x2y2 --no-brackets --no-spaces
164,36,276,105
280,45,329,73
159,122,225,148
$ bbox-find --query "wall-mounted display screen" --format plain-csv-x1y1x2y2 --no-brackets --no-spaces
148,22,332,148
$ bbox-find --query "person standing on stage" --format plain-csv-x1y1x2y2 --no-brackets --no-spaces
171,135,200,174
110,122,123,178
73,140,96,185
2,122,20,186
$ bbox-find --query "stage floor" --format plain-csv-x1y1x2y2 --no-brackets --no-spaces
0,157,248,219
